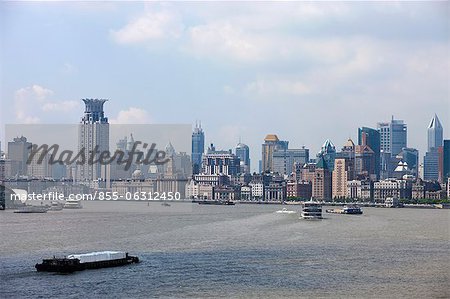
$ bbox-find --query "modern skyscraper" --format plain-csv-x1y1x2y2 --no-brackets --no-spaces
235,142,250,174
317,139,336,171
272,147,309,175
191,121,205,175
78,99,109,181
443,140,450,180
261,134,288,173
377,116,407,157
427,114,443,152
7,136,32,177
424,114,444,181
358,127,380,179
312,156,332,200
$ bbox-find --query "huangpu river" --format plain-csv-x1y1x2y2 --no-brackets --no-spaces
1,201,449,298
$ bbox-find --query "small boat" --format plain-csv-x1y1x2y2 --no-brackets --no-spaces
63,200,83,209
300,202,322,219
14,205,48,213
161,202,171,207
275,208,297,214
35,251,139,273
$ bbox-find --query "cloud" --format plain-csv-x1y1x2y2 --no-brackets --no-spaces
110,8,183,44
14,85,80,123
110,107,152,124
246,78,311,98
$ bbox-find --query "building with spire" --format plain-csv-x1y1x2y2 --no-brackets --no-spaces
77,99,109,182
424,114,444,181
191,121,205,175
317,139,336,171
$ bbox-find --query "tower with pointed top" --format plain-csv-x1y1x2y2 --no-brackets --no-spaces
78,99,109,181
192,121,205,175
424,114,444,181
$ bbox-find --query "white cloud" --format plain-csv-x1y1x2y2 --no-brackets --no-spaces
110,107,152,124
13,85,80,123
111,9,183,44
246,78,311,98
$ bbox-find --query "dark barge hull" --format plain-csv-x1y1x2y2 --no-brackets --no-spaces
36,256,139,273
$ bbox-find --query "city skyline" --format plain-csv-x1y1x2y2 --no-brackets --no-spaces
1,2,449,172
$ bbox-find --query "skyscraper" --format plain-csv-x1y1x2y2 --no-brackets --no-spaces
424,114,444,181
261,134,288,173
377,116,407,157
317,139,336,171
272,147,309,175
443,140,450,180
358,127,380,179
191,122,205,175
427,114,443,152
235,142,250,174
7,136,32,177
78,99,109,181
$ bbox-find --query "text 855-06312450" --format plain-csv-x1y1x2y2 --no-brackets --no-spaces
122,192,181,201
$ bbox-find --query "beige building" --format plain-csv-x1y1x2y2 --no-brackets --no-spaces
332,158,348,200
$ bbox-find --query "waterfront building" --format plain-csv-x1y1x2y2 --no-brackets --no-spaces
373,179,411,202
185,179,199,199
111,171,154,197
191,121,205,175
249,181,263,200
78,99,109,182
7,136,32,177
286,180,312,199
317,139,336,171
312,156,332,200
235,142,250,174
332,158,348,200
261,134,288,172
377,116,407,157
198,184,214,200
240,185,252,201
346,180,372,201
272,147,309,175
214,186,238,201
264,177,286,202
354,144,376,180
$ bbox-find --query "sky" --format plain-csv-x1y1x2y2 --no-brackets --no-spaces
1,1,449,172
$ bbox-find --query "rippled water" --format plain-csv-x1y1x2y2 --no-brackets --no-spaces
1,202,449,298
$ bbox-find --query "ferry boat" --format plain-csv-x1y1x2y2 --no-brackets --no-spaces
63,199,83,209
35,251,139,273
275,208,297,214
49,201,64,211
300,202,323,219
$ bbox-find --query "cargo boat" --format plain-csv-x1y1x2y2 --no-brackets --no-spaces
14,205,48,213
35,251,139,273
197,200,235,205
326,205,363,215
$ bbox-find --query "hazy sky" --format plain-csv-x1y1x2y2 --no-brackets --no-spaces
1,2,448,171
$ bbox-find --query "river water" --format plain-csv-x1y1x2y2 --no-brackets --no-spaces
1,201,449,298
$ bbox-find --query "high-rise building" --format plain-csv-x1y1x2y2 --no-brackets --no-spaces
397,148,419,178
191,121,205,175
424,114,444,182
317,139,336,171
78,99,109,181
427,114,443,152
202,143,240,176
261,134,288,172
377,116,407,157
443,140,450,180
7,136,32,177
312,156,332,200
358,127,380,178
332,158,348,200
272,147,309,175
235,142,250,174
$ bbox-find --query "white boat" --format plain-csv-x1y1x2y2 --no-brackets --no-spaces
300,202,323,219
49,201,63,211
275,208,297,214
63,200,83,209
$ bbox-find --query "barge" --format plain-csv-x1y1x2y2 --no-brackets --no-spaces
35,251,139,273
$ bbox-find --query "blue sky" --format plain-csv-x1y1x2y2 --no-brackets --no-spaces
1,2,449,171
